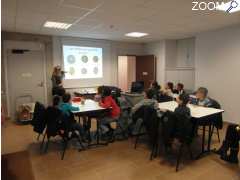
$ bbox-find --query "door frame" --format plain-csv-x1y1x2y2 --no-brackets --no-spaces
3,40,48,117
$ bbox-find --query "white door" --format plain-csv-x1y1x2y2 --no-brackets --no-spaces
6,49,46,119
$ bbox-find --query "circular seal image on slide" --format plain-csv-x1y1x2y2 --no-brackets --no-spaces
67,55,76,64
69,67,75,75
81,68,87,74
93,56,99,63
93,67,99,74
81,56,88,63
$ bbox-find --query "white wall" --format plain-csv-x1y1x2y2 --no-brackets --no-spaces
52,36,145,89
144,39,195,90
195,25,240,124
144,41,166,85
165,40,177,68
176,38,195,68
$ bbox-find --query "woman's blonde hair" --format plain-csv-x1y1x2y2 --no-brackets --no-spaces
52,66,61,76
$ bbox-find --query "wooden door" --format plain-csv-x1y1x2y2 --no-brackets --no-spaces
136,55,156,90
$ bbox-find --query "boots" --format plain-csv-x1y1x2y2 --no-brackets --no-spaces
223,148,239,164
215,140,229,158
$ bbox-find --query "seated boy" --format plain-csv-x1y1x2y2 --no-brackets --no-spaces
132,89,159,114
194,87,212,107
130,89,159,135
173,83,185,95
59,93,85,139
99,87,121,136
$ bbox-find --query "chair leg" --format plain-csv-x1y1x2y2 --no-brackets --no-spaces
187,144,193,160
76,135,85,151
61,139,68,160
40,133,46,152
176,144,183,172
134,124,143,149
134,135,139,149
36,134,41,141
216,128,221,143
44,137,50,153
150,142,158,160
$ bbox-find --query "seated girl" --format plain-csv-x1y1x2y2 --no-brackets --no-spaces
99,87,121,135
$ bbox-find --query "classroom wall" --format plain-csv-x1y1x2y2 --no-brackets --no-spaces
143,41,166,85
165,38,195,90
195,25,240,124
52,36,145,90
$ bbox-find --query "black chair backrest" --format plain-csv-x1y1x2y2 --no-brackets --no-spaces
162,111,194,144
158,93,173,103
133,105,159,145
209,98,223,129
174,112,194,143
45,106,64,137
32,102,46,134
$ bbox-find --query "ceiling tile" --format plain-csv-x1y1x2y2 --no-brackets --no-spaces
61,0,104,10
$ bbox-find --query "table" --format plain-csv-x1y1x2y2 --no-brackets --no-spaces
158,101,224,118
72,99,109,147
158,101,224,158
74,88,97,99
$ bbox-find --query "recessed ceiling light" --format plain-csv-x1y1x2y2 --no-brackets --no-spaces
43,21,72,29
216,0,240,13
125,32,149,38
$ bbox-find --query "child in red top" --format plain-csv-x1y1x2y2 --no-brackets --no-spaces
99,87,120,135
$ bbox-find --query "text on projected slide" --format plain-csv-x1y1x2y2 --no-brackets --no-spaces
63,45,103,79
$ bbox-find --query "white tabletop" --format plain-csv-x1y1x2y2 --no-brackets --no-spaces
72,99,105,114
158,101,224,118
77,88,97,94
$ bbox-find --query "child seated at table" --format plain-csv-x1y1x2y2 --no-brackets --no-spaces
99,87,121,136
194,87,212,107
149,81,161,100
59,93,85,139
132,89,159,114
162,82,174,97
173,83,185,95
94,86,104,102
129,89,159,135
162,94,192,147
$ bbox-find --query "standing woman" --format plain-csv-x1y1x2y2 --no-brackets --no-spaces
51,66,66,96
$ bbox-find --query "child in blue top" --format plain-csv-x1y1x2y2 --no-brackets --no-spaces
59,93,79,116
59,93,85,140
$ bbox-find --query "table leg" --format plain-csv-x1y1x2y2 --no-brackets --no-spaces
88,118,108,148
207,123,212,151
196,125,206,159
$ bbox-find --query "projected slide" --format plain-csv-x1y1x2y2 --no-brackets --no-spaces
63,45,103,79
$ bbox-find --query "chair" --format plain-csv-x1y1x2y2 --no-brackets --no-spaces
161,111,195,171
31,102,46,148
132,106,160,160
122,92,144,107
42,107,85,160
112,97,132,140
158,93,173,103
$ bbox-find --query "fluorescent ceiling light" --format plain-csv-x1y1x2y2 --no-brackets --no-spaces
125,32,149,38
44,21,72,29
216,0,240,13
